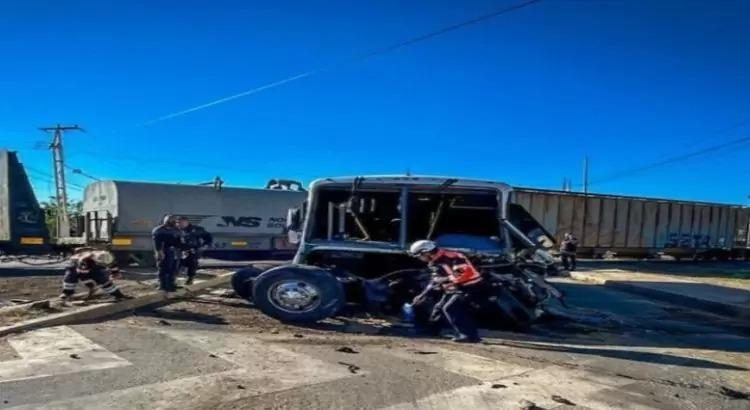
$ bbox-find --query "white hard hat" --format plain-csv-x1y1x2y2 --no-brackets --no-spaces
91,250,115,266
409,240,437,256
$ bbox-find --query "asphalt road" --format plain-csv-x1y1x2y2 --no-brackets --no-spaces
1,280,749,410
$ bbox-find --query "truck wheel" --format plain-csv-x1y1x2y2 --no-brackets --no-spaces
231,267,263,300
252,265,344,323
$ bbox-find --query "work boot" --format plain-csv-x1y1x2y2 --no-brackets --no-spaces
185,277,195,286
111,289,134,301
452,335,481,343
85,286,97,300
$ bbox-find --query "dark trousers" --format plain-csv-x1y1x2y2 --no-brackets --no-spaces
62,267,118,296
439,292,479,339
158,252,178,291
561,253,577,270
181,253,198,278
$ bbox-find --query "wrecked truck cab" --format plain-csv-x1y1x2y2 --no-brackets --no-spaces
239,175,558,323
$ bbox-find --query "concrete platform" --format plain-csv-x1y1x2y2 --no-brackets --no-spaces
570,270,750,319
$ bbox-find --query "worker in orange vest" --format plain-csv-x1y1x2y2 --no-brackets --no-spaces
410,240,482,343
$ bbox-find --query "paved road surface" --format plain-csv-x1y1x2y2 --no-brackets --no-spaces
1,280,748,409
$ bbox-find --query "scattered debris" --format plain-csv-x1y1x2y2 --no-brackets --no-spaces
157,319,172,326
209,289,235,298
491,384,507,389
270,328,279,334
293,334,304,338
58,347,72,351
236,385,246,390
209,354,218,358
413,351,438,355
69,354,80,360
519,399,542,410
720,386,750,400
9,299,31,304
336,346,359,354
551,395,575,406
615,373,637,380
658,379,701,389
338,361,360,374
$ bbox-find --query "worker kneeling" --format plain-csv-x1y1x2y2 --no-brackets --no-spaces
409,240,482,343
60,249,132,302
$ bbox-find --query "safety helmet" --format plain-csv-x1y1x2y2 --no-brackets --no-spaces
162,214,175,225
91,250,115,266
409,240,437,256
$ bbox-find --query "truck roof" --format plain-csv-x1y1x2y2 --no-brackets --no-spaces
310,175,513,192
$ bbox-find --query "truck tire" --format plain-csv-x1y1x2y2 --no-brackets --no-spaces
231,267,264,300
252,265,345,323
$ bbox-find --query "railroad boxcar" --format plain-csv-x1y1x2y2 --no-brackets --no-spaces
513,188,750,260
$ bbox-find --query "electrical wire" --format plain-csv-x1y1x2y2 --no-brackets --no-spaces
65,164,100,181
588,135,750,187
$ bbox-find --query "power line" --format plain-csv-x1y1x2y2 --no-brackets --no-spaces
65,164,100,181
588,135,750,187
25,165,86,190
141,0,543,126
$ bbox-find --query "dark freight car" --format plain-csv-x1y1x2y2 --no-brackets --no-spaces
0,150,50,253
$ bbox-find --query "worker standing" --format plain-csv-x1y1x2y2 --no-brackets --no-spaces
176,216,213,285
60,249,132,301
152,215,181,292
409,240,483,343
560,233,578,271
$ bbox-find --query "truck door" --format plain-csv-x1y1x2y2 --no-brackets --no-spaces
507,203,556,250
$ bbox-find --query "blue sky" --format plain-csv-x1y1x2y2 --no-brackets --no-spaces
1,0,748,204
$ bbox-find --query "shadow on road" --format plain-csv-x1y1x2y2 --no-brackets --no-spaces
134,307,229,325
481,339,748,371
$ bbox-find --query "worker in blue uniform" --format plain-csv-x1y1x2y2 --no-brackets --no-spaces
176,216,213,285
152,215,182,292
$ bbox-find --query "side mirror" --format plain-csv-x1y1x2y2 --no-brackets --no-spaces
286,208,302,244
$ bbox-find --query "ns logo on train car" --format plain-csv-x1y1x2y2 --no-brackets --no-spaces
217,216,262,228
180,214,286,233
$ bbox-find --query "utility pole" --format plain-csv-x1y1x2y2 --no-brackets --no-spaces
582,156,589,195
39,124,84,238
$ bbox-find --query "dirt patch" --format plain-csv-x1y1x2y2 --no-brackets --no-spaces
0,276,63,302
0,302,63,327
0,274,155,328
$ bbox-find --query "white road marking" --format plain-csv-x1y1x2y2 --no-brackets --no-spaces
155,328,363,384
382,366,653,410
0,326,130,383
9,328,357,410
380,345,654,410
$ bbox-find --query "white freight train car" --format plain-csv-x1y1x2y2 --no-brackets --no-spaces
82,180,306,265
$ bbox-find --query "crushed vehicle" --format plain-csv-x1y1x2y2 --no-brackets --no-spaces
232,175,564,329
